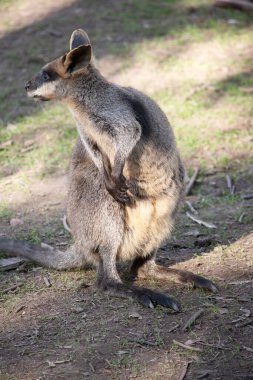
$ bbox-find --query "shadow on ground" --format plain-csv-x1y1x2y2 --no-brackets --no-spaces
1,0,252,123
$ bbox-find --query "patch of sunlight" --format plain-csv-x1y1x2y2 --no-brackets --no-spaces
0,103,77,182
0,0,76,36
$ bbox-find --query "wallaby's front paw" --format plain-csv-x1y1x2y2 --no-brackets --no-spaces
105,174,131,205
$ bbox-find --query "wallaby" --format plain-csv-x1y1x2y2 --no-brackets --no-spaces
0,29,217,310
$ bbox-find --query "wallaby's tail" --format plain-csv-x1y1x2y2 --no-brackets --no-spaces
0,238,82,270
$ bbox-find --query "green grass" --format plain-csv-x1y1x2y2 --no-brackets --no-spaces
0,104,77,180
0,202,13,219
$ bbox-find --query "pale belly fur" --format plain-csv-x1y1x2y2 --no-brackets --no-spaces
118,195,177,261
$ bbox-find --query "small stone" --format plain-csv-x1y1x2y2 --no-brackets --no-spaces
23,139,35,147
0,140,13,149
128,312,142,320
183,229,201,237
240,308,251,317
219,308,229,315
118,350,129,355
72,306,86,314
10,218,24,227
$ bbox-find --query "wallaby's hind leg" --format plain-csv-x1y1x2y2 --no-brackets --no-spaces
131,252,218,293
96,245,180,311
0,238,93,270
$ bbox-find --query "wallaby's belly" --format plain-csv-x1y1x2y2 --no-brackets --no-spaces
118,195,178,261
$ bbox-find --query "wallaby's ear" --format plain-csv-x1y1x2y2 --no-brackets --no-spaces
70,29,90,50
63,44,91,74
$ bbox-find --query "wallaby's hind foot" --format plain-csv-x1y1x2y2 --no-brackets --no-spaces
97,280,181,311
157,267,218,293
131,256,218,294
96,250,181,311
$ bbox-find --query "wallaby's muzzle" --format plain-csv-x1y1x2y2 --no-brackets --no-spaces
25,81,31,91
24,72,53,101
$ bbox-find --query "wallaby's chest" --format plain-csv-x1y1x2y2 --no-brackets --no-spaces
73,110,116,165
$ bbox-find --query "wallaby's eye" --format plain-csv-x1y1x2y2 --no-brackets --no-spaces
42,71,50,82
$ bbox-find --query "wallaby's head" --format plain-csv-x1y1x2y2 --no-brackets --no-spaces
25,29,92,101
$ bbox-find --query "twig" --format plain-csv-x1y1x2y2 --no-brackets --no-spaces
242,346,253,353
178,361,191,380
235,319,253,328
128,338,159,347
62,214,71,233
186,212,217,229
226,175,235,195
228,279,253,285
173,339,203,352
2,283,24,294
185,168,199,196
0,257,25,271
214,0,253,11
168,323,180,332
89,362,95,372
198,341,231,351
43,277,51,287
182,309,204,332
238,213,246,223
15,305,25,313
185,201,198,215
241,193,253,200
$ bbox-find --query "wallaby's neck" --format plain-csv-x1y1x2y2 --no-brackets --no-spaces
65,65,109,112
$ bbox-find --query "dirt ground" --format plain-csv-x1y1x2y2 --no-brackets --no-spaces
0,1,253,379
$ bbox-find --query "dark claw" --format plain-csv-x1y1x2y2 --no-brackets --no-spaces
110,189,130,204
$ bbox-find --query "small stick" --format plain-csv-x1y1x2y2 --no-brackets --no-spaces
226,174,232,189
214,0,253,11
228,279,253,285
235,319,253,328
15,305,25,313
0,257,25,271
242,346,253,353
182,309,204,332
198,341,231,351
89,362,95,372
241,193,253,200
185,168,199,196
128,339,158,347
173,339,203,352
2,283,24,294
178,361,191,380
54,359,72,364
186,212,217,229
62,214,71,233
43,277,51,287
168,323,180,332
238,213,246,223
226,175,235,195
186,201,198,215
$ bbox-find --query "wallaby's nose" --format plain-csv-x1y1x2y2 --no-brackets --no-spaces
25,81,31,91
